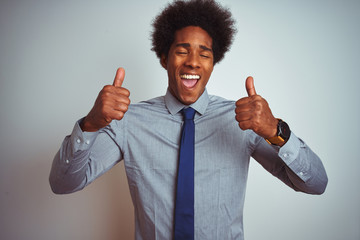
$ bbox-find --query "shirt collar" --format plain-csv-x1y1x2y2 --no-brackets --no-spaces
165,88,209,116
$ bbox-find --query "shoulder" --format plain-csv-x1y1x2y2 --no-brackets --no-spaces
128,96,167,114
110,95,170,130
195,94,236,125
132,95,165,108
207,94,236,114
122,95,176,124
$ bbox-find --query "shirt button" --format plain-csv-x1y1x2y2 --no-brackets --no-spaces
85,140,90,145
65,159,70,164
283,153,289,158
299,171,304,176
76,139,81,143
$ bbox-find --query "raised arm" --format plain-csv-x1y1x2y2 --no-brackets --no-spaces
235,76,327,194
49,68,130,194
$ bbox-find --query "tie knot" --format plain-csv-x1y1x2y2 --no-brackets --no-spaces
182,107,196,120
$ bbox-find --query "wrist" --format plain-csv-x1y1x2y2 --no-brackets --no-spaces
80,116,100,132
265,119,291,146
267,118,279,139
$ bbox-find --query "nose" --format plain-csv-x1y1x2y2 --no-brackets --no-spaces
184,52,200,69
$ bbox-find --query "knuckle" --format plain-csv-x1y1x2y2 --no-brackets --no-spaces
254,101,263,111
236,97,247,106
253,95,262,101
102,91,112,98
254,95,261,99
121,104,129,112
102,85,113,91
115,111,124,120
252,121,262,132
100,108,108,116
104,117,112,123
125,97,131,105
123,88,130,97
100,98,110,107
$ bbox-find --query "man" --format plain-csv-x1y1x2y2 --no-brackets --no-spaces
50,0,328,239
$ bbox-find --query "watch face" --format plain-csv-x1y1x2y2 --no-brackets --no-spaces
279,121,291,139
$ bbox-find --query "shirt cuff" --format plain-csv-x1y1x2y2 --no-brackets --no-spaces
278,132,300,165
278,132,310,182
70,118,100,153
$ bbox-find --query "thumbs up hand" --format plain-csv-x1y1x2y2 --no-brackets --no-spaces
81,68,131,132
235,76,278,139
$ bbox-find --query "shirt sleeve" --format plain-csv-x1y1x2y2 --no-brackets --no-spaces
49,118,123,194
250,131,328,194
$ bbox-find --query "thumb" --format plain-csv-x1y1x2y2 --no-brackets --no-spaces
113,67,125,87
245,76,257,96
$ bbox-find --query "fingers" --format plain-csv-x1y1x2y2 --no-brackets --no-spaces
81,69,129,132
236,95,262,108
100,87,131,108
235,76,278,138
245,76,257,97
97,82,130,123
235,111,251,122
113,67,125,87
101,107,125,124
237,120,252,131
112,94,131,109
99,96,130,121
235,101,252,114
114,86,130,97
113,103,129,113
103,84,130,94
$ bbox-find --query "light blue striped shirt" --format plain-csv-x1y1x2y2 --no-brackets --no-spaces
50,89,327,240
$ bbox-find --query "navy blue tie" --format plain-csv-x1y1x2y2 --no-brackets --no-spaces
174,107,196,240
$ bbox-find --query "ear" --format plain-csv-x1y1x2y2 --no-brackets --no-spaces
160,54,167,69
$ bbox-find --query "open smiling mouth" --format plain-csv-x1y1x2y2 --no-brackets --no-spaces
180,74,200,88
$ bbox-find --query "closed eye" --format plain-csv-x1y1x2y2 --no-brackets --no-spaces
200,54,210,58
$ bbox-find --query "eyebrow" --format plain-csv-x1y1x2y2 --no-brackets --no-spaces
175,43,213,52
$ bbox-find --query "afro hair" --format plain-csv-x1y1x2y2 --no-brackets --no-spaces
151,0,237,65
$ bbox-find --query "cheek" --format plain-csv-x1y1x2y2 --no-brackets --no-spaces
204,66,214,81
167,63,180,78
167,69,180,92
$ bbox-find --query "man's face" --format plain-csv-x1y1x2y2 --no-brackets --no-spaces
161,26,214,105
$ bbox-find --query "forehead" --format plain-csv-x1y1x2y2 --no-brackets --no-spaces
173,26,213,48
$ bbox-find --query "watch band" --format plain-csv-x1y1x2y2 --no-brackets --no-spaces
265,119,290,145
265,135,286,145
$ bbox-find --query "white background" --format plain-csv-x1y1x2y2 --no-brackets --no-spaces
1,0,359,239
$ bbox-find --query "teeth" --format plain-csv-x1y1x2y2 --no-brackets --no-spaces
180,74,200,80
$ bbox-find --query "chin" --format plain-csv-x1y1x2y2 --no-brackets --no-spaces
179,95,197,105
